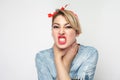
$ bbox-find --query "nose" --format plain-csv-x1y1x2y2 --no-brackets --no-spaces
59,28,65,35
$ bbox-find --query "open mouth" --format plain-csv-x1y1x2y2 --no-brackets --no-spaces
58,36,66,45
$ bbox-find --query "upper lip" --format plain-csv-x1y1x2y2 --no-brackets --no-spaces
58,35,66,38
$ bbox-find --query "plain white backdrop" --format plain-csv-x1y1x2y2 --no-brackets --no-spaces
0,0,120,80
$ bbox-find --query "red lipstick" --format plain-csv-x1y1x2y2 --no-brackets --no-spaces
58,35,66,45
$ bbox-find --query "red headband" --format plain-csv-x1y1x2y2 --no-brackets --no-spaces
48,4,68,18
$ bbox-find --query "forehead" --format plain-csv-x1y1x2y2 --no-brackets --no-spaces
53,15,69,24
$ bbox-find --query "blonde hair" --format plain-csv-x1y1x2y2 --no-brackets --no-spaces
52,9,82,35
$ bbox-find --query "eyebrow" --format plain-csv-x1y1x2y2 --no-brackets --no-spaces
52,23,70,26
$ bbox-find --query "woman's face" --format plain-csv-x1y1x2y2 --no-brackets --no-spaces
52,15,78,49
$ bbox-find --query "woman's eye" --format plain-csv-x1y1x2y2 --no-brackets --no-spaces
66,26,72,28
53,26,59,28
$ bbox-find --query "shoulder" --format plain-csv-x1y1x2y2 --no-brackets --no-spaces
35,48,53,63
71,44,98,71
78,44,98,59
80,44,98,54
77,44,99,65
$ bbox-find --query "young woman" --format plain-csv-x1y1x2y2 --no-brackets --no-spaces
35,9,98,80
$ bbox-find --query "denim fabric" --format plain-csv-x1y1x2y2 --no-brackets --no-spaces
35,44,98,80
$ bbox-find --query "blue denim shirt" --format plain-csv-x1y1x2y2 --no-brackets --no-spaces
35,44,98,80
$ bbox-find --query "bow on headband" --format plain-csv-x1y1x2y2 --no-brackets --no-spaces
48,4,68,18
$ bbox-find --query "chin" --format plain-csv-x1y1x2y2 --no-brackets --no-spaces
57,44,69,49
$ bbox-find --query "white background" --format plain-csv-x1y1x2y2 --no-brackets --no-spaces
0,0,120,80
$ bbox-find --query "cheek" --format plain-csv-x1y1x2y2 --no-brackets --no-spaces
67,31,77,39
68,34,76,41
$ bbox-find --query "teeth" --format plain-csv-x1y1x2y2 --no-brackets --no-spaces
59,38,65,42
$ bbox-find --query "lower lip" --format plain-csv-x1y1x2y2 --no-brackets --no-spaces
58,40,66,45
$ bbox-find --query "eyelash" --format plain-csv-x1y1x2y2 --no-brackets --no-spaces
53,26,59,28
52,25,72,29
66,26,72,28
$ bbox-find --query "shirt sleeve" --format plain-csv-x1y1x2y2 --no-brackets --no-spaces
82,49,99,80
35,53,53,80
76,48,98,80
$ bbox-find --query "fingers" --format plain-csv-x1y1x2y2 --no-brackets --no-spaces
53,44,66,58
69,42,79,54
62,43,80,72
63,43,79,61
67,44,78,58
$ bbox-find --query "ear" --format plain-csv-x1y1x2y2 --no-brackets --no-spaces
76,33,79,37
75,31,80,37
